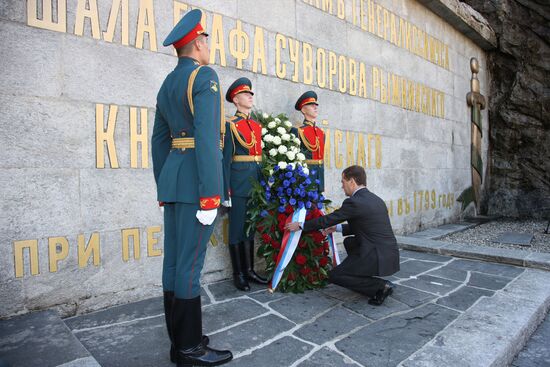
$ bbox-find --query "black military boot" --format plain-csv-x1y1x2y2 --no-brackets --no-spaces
229,244,250,291
166,292,210,363
172,296,233,367
243,240,268,284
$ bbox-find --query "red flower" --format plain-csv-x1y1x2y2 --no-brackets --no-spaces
272,252,279,262
277,213,287,223
313,247,324,256
287,272,296,281
319,257,329,267
323,242,329,251
295,254,307,265
261,233,272,243
271,240,281,249
285,205,293,214
300,266,311,275
298,240,307,249
258,225,265,233
312,231,325,243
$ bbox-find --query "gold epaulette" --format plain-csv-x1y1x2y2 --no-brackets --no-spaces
232,155,262,163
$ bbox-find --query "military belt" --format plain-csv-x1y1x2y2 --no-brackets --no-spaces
232,155,262,163
305,159,323,165
171,138,223,150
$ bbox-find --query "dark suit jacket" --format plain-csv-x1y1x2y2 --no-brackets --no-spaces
303,188,400,276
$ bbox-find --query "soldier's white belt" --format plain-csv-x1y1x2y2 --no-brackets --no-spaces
171,137,223,150
304,159,323,165
232,155,262,163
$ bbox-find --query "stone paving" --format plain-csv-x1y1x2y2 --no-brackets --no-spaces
3,246,550,367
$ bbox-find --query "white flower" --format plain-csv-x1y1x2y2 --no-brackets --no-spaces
261,141,265,148
291,146,299,153
281,133,290,141
278,161,287,170
267,121,276,129
297,153,306,161
290,133,296,138
269,169,273,176
278,145,288,154
272,136,282,145
286,151,296,160
274,118,281,123
269,148,278,156
284,120,292,127
276,126,286,135
263,134,273,143
294,138,300,144
263,112,269,119
261,127,267,136
303,167,309,175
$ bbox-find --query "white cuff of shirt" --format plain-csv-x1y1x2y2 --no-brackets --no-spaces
336,224,343,232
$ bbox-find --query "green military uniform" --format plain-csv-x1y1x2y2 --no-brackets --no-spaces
292,91,325,192
223,78,267,290
152,9,232,367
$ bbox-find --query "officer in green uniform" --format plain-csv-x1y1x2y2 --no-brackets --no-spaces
222,78,268,291
292,91,326,192
152,9,232,367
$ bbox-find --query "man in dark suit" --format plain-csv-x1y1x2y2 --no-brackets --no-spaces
286,165,399,305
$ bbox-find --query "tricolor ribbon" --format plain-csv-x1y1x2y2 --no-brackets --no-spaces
321,210,341,267
269,208,307,291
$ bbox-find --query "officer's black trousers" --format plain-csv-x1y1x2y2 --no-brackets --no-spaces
163,203,216,299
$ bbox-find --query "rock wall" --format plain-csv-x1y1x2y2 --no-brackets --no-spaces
463,0,550,218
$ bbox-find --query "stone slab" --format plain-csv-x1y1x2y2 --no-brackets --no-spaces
73,315,171,367
202,298,269,334
294,306,369,344
343,296,410,320
207,280,265,302
336,304,460,366
436,286,494,311
446,259,524,279
0,310,93,367
401,275,463,296
226,336,313,366
401,269,550,367
297,346,361,367
394,260,444,279
512,312,550,367
269,292,339,324
209,314,295,355
493,232,534,246
390,285,438,308
399,250,453,263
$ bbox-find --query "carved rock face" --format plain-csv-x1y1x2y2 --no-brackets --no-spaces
464,0,550,218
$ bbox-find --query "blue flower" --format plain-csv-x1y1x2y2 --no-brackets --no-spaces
290,177,297,183
289,198,296,205
317,202,324,209
260,210,268,217
305,178,311,185
265,192,271,200
298,201,304,209
285,171,293,178
283,180,290,188
319,195,325,201
311,169,317,175
300,191,306,198
305,201,312,209
260,180,266,187
294,188,301,196
286,188,293,195
280,197,287,204
278,206,286,213
274,165,280,172
286,165,293,171
315,179,320,185
268,176,275,184
279,174,285,180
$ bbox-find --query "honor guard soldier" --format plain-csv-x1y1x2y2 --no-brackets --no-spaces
222,77,268,291
292,91,326,192
152,9,232,367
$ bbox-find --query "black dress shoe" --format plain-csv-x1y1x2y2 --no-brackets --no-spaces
368,281,394,306
170,335,210,363
176,343,233,367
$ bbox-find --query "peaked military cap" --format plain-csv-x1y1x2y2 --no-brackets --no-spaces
163,9,208,48
295,91,319,110
226,77,254,102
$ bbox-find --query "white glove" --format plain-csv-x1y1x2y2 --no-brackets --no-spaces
196,209,218,225
222,198,232,207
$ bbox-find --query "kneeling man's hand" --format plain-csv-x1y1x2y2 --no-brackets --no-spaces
321,226,336,236
285,222,302,232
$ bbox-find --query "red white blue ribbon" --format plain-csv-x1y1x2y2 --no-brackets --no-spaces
270,208,307,291
321,210,341,267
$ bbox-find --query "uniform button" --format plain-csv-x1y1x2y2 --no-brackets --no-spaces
180,131,186,137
